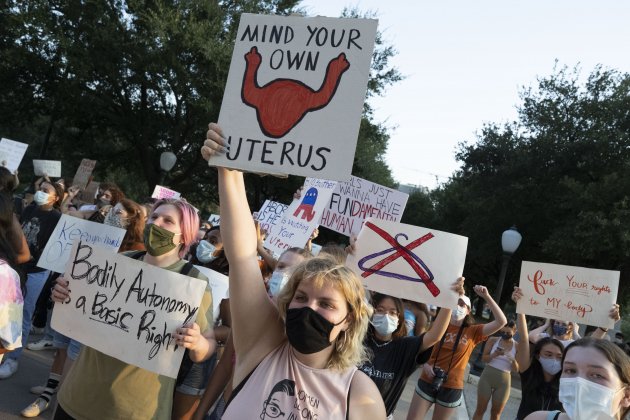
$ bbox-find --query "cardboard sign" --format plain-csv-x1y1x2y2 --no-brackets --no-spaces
194,266,229,321
264,178,337,256
79,181,100,204
52,241,206,378
516,261,619,329
255,200,289,235
320,176,409,237
37,215,127,273
0,138,28,173
210,13,378,180
151,185,181,200
72,159,97,190
33,160,61,177
346,218,468,308
208,214,221,226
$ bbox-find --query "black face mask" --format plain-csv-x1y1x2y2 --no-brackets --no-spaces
285,307,346,354
501,332,513,340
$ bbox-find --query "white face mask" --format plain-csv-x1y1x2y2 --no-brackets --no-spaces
196,240,217,264
268,270,291,297
538,356,562,375
34,191,50,206
451,306,467,321
371,313,399,336
559,377,622,420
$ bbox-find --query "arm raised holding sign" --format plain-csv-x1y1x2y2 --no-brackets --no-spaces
202,123,386,420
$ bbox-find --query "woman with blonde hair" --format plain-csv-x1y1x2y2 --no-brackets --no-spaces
201,123,385,419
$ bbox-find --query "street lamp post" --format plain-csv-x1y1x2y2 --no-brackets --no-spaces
159,151,177,185
471,226,522,375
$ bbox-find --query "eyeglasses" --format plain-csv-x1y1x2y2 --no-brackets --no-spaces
375,307,399,317
263,402,285,418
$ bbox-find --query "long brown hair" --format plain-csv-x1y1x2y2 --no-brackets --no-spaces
119,199,145,252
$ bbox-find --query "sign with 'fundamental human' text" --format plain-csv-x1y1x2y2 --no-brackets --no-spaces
37,215,126,273
516,261,619,329
320,176,409,236
211,13,378,180
346,218,467,308
51,241,206,378
264,177,337,256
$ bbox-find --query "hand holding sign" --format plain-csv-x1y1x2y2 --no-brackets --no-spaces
201,123,229,162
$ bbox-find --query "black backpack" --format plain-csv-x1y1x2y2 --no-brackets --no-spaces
128,251,195,385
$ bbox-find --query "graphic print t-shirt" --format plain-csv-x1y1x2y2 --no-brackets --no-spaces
20,204,61,273
359,333,431,416
419,323,487,389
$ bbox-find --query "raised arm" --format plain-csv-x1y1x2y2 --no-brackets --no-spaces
590,304,621,339
202,123,284,375
528,319,550,344
420,277,464,350
475,285,507,336
512,287,531,372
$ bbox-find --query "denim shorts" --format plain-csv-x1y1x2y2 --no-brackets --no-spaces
176,353,217,396
52,329,82,361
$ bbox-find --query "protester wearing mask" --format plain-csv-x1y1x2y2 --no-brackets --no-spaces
51,198,215,420
407,285,507,420
0,181,62,379
525,337,630,420
359,290,462,419
201,123,385,419
473,321,519,420
267,247,312,297
512,286,622,419
67,182,125,221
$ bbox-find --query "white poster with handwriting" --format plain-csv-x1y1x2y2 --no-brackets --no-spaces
516,261,619,329
207,214,221,226
255,199,288,236
0,138,28,173
211,13,378,180
51,241,206,378
194,266,229,321
37,215,126,273
33,159,62,177
346,218,467,308
320,176,409,237
264,178,337,256
152,185,181,200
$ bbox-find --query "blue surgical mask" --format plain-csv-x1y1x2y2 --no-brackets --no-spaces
538,356,562,375
196,240,217,263
371,313,399,336
268,270,291,297
34,191,50,206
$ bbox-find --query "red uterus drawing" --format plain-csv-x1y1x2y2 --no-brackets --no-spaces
241,46,350,138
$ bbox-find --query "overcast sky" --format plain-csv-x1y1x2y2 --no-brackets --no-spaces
299,1,630,188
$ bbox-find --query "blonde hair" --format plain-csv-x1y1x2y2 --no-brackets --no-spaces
276,256,372,371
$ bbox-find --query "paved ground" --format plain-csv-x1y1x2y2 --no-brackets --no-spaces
0,333,522,419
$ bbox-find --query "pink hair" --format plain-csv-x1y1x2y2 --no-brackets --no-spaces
152,198,199,258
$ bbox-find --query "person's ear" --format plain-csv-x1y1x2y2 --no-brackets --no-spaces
619,385,630,409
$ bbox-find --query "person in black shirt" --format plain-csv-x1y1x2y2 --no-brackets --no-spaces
0,180,62,379
359,290,460,418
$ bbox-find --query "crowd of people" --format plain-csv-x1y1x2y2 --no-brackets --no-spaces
0,124,628,419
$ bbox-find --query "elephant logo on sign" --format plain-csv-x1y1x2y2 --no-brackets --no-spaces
293,187,318,222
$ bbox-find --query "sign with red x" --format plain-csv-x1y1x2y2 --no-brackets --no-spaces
346,218,468,307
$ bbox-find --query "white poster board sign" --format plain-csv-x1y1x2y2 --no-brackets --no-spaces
194,266,229,321
152,185,181,200
516,261,619,329
255,200,288,235
72,159,97,190
320,176,409,236
211,13,378,180
346,218,467,308
37,215,127,273
33,159,61,177
264,178,337,256
0,138,28,173
208,214,221,226
52,241,206,378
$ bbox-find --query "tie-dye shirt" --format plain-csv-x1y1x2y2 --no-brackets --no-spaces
0,261,23,350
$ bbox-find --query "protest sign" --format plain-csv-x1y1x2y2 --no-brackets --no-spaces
194,266,229,321
51,240,206,378
320,176,409,236
208,214,221,226
346,218,467,308
37,215,126,273
516,261,619,329
152,185,181,200
33,159,62,177
71,159,97,190
264,178,337,256
79,181,100,204
210,13,378,180
0,138,28,173
255,199,288,235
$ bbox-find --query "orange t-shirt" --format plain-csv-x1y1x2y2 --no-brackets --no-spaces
419,323,487,389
